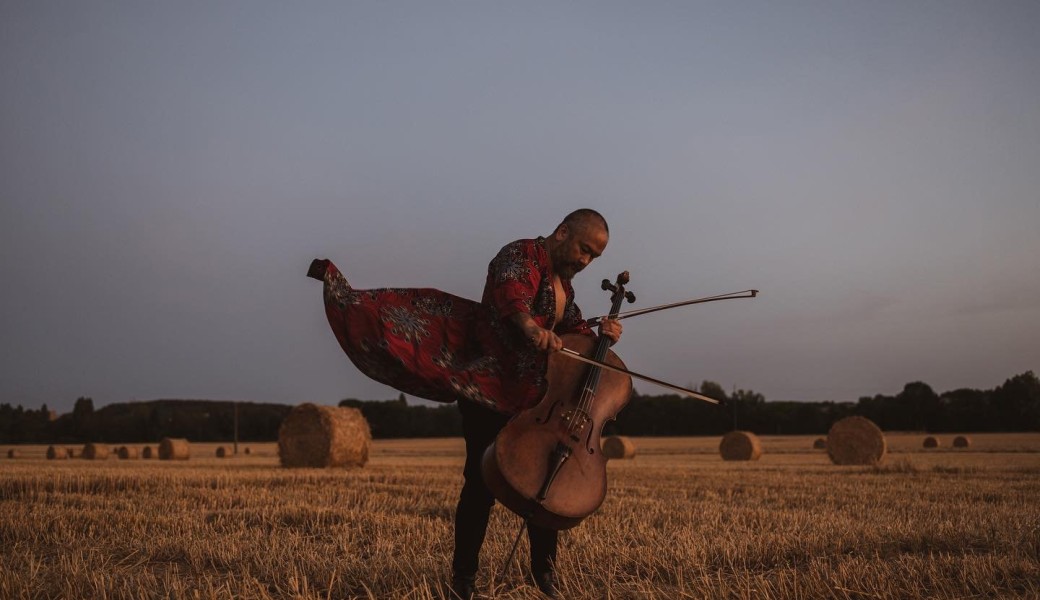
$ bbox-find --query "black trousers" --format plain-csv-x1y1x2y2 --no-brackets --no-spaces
452,399,558,578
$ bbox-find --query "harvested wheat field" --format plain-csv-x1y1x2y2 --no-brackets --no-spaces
1,433,1039,599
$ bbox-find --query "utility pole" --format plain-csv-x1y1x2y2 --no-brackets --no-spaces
233,401,239,456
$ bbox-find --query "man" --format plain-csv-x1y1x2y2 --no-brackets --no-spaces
307,208,621,598
451,209,622,599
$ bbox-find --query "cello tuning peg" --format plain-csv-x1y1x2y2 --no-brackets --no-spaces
601,279,617,292
625,291,636,303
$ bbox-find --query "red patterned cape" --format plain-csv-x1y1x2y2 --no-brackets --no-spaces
313,238,594,414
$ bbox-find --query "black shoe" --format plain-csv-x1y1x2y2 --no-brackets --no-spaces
533,570,559,599
307,259,329,281
449,574,476,600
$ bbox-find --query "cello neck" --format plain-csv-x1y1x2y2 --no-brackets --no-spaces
583,272,633,394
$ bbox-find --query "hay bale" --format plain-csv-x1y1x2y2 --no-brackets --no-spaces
6,449,19,459
117,446,139,459
216,446,229,458
601,436,636,459
812,437,826,450
826,416,886,465
159,438,191,460
142,446,156,459
244,447,251,455
47,445,70,460
82,443,111,460
953,435,972,448
923,436,940,449
719,431,762,461
67,447,78,458
278,403,371,468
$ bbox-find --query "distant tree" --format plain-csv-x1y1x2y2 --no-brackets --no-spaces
72,397,95,439
856,393,898,430
699,381,728,403
991,371,1040,431
732,389,764,405
897,381,941,431
339,397,462,438
72,396,94,421
938,388,990,432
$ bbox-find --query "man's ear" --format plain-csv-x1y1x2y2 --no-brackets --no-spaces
555,224,569,240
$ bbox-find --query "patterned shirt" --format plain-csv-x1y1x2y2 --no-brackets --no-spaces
480,237,594,411
316,238,594,415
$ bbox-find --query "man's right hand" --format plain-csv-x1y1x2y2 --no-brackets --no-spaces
512,313,563,352
526,323,563,353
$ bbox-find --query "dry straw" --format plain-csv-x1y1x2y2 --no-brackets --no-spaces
117,446,139,459
278,403,371,468
719,431,762,461
826,416,886,465
159,438,191,460
923,436,940,448
6,449,19,459
813,438,826,450
46,446,70,460
601,436,637,459
142,446,156,459
953,435,972,448
82,443,110,460
216,446,229,458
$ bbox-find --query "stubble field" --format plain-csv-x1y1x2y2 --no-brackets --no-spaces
2,433,1039,599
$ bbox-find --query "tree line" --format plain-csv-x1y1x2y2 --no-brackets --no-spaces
1,371,1036,444
0,399,292,444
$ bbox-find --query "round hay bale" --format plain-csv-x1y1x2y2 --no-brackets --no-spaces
117,446,139,459
719,431,762,461
158,438,190,460
601,436,636,459
82,443,111,460
141,446,156,459
923,436,940,449
953,435,972,448
278,403,371,468
67,447,78,458
7,449,20,459
244,447,251,455
47,445,70,460
216,446,229,458
813,437,826,450
826,416,886,465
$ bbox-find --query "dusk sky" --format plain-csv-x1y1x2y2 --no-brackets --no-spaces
2,1,1038,415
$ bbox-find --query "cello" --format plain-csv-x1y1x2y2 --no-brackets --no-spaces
480,271,637,531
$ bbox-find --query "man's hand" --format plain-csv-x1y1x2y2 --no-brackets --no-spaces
510,313,564,352
525,322,564,352
598,317,622,345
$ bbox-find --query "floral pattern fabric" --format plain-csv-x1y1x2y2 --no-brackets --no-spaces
318,237,594,414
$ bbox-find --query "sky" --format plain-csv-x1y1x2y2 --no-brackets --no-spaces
2,1,1038,415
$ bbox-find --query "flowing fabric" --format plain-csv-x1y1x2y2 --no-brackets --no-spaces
313,238,594,414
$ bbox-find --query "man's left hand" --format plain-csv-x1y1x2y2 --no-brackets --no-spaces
598,318,622,345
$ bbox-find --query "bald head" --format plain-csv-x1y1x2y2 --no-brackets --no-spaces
557,208,609,236
547,208,609,280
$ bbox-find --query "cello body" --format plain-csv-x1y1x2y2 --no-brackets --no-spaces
481,333,633,530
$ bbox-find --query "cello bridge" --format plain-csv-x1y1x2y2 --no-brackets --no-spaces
560,409,591,440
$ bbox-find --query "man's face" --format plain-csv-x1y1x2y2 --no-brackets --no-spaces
551,222,608,280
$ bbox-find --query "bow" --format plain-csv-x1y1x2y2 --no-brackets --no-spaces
585,289,758,326
555,348,723,405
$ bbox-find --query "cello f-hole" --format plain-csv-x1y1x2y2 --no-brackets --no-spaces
535,397,563,424
584,425,596,454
